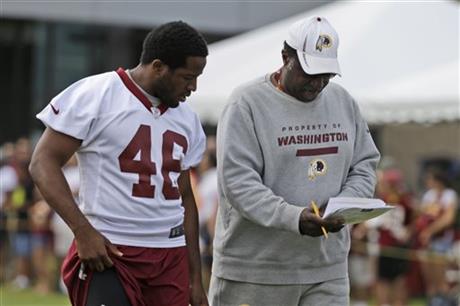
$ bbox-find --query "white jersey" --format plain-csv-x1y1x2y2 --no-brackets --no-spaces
0,165,18,207
37,68,206,248
421,188,458,211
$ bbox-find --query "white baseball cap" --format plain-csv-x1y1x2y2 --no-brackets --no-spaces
286,16,341,76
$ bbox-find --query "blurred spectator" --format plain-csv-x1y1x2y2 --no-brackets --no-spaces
0,142,18,283
349,222,376,306
0,142,17,215
29,189,53,294
372,168,414,306
415,168,458,305
3,138,35,289
196,137,218,289
198,138,218,238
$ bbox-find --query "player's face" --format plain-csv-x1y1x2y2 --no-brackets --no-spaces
424,174,438,189
156,56,206,108
282,56,335,102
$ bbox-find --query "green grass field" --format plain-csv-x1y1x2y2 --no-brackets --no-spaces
0,286,426,306
0,287,70,306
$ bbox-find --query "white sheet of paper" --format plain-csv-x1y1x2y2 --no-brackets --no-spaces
323,197,394,224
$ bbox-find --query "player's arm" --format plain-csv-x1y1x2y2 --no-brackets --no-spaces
29,127,122,272
178,169,208,306
420,198,457,244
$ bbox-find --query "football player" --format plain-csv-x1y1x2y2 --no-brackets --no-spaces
30,21,209,306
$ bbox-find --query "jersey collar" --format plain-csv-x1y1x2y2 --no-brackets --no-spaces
116,68,168,115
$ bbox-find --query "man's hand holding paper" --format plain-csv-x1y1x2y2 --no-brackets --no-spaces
299,204,345,237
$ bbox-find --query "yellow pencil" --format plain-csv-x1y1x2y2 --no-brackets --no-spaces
311,201,328,239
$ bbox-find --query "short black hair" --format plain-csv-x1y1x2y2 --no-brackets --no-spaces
283,41,297,58
140,21,208,69
427,167,451,188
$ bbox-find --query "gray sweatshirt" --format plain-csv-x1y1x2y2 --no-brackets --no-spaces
213,74,380,284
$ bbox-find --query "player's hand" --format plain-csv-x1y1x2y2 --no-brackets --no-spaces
189,278,208,306
299,208,345,236
74,224,123,272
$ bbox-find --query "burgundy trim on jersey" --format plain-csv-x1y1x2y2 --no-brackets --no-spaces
116,68,169,115
296,146,338,156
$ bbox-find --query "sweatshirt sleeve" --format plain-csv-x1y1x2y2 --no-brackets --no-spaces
337,102,380,198
217,100,305,234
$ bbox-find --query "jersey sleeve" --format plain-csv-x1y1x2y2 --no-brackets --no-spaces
36,77,101,143
181,113,206,170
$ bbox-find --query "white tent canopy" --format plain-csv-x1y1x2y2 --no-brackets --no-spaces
188,1,459,124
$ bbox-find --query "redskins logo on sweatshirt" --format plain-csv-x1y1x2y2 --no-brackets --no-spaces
308,158,327,180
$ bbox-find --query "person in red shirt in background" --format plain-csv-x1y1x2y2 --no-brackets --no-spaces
372,168,414,306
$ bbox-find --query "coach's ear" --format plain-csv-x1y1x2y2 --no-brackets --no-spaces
281,49,289,65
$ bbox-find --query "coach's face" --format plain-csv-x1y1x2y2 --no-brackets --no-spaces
281,53,334,102
155,56,206,108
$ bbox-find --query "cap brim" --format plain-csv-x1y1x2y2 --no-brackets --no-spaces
297,50,341,76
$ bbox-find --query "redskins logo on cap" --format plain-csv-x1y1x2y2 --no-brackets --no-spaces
315,35,332,52
308,158,327,180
